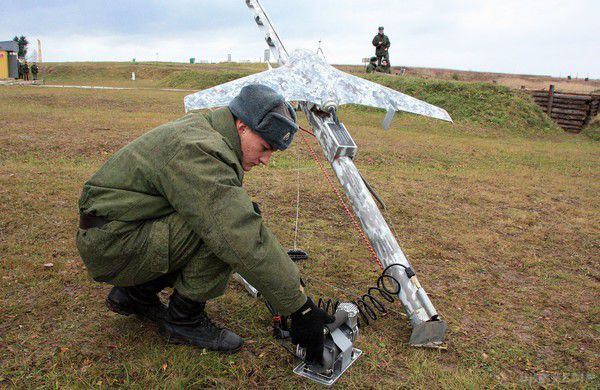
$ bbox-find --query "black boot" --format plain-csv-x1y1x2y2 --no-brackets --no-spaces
160,290,243,353
106,275,171,322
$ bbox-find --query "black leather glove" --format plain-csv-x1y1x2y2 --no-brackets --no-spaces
290,297,335,365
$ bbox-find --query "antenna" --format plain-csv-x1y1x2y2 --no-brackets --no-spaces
37,39,43,63
245,0,289,64
316,39,326,61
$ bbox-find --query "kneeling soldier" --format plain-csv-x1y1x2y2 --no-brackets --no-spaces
76,84,333,361
366,56,378,73
377,59,392,74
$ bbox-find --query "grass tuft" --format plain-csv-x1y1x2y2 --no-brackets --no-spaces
582,115,600,141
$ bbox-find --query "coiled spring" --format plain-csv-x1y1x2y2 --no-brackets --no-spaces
316,263,407,327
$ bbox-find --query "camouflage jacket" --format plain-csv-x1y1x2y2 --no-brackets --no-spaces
372,33,391,55
376,65,391,74
78,107,307,315
366,63,377,73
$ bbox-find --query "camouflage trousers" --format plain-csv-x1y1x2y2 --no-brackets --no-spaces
76,212,232,302
376,51,390,67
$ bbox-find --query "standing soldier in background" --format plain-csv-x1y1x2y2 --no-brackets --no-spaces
23,62,29,81
31,63,39,80
366,56,377,73
17,62,23,79
372,26,390,67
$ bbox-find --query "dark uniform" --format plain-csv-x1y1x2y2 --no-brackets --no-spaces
23,63,29,81
31,63,38,80
76,107,307,315
366,56,378,73
376,59,391,74
372,27,391,67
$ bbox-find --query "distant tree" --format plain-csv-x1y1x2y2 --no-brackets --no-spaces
12,35,29,59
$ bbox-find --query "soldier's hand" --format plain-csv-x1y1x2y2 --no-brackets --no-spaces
378,41,382,45
290,297,335,365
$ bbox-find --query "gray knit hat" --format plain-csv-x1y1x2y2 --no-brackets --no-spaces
228,84,298,150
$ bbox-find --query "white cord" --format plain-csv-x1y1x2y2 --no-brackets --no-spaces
293,139,301,250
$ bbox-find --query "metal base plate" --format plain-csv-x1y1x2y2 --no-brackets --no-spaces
409,320,447,347
293,348,362,386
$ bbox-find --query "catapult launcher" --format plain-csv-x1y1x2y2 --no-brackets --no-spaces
184,0,452,384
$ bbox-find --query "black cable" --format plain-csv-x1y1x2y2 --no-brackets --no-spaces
316,263,409,327
268,263,413,365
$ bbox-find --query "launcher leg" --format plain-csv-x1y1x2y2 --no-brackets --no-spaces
304,107,447,346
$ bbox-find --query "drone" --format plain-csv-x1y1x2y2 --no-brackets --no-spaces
184,0,452,385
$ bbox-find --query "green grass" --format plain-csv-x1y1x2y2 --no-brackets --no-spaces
582,115,600,141
38,61,562,138
1,64,598,388
40,61,267,88
158,69,255,90
356,74,561,136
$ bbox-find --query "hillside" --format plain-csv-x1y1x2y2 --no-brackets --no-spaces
39,61,563,138
354,74,561,137
338,64,600,94
583,115,600,141
40,61,263,88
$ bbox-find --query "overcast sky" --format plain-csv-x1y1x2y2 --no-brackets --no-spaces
2,0,599,78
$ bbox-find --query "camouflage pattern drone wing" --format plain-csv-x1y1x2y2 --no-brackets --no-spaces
184,50,452,124
184,64,308,112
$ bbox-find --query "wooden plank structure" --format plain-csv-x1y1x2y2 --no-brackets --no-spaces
530,85,600,133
